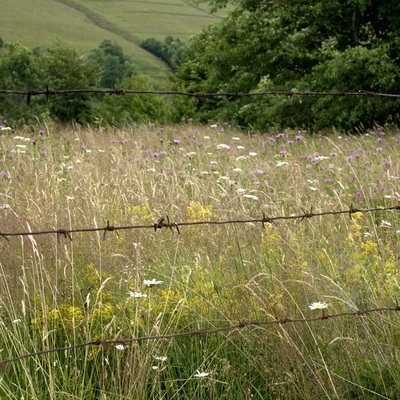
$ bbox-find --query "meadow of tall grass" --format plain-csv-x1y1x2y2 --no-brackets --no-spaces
0,122,399,399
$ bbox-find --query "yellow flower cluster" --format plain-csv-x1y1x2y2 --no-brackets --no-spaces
186,201,217,222
126,204,155,222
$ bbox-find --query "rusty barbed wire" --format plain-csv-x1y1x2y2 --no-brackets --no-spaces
0,205,399,241
1,88,400,104
0,306,398,366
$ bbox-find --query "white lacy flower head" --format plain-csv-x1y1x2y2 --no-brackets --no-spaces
143,279,164,287
153,355,167,362
115,344,127,351
128,291,148,298
194,370,210,378
242,194,259,201
309,302,329,310
380,220,392,227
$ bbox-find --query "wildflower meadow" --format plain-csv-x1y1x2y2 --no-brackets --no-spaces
0,122,399,399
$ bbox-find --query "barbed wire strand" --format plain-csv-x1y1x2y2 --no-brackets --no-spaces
1,88,400,101
0,306,398,366
0,205,399,240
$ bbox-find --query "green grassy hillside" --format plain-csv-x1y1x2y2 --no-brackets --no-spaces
1,0,225,84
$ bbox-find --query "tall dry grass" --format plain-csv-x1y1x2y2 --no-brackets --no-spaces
0,123,399,399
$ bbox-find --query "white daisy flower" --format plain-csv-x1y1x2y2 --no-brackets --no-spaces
309,302,329,310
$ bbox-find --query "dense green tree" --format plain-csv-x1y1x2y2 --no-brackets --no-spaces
0,43,45,124
88,40,135,88
175,0,400,130
0,42,101,125
41,42,101,123
141,36,186,72
0,40,172,127
93,75,169,125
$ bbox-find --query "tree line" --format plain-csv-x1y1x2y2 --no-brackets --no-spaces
173,0,400,131
0,39,183,126
1,0,400,130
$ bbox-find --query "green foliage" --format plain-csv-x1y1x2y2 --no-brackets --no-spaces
0,43,46,124
176,0,400,130
93,75,170,125
41,42,101,123
0,41,172,126
304,45,400,130
141,36,186,72
88,39,135,88
0,42,101,125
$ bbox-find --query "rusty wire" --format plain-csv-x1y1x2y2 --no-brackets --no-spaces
0,306,398,366
0,205,399,241
1,88,400,105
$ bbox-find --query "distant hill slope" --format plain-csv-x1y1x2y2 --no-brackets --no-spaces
1,0,225,85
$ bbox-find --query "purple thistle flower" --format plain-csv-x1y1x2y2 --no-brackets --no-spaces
352,190,365,203
0,171,10,178
172,139,180,145
152,151,166,157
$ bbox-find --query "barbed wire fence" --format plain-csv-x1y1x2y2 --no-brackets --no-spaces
1,306,399,367
1,87,400,106
0,205,399,241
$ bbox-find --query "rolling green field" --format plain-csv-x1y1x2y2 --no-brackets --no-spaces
0,122,399,398
1,0,225,82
